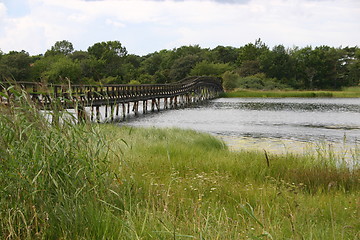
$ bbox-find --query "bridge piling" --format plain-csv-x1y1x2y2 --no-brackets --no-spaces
116,103,119,117
156,98,160,111
111,104,114,121
164,97,168,109
1,76,223,123
96,106,100,123
143,100,146,114
91,106,94,122
122,103,126,120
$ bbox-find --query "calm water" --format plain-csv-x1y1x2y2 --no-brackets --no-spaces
122,98,360,156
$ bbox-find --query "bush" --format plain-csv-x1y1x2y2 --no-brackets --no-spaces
222,71,239,91
129,79,141,85
100,75,123,84
222,72,291,91
190,61,232,76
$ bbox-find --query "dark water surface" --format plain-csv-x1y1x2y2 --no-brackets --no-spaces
123,98,360,143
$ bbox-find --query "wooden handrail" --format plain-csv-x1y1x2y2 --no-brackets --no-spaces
0,76,223,110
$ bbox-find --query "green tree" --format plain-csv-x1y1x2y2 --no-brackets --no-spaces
236,60,261,77
260,44,294,82
190,61,232,76
0,50,32,81
70,50,90,61
122,54,142,82
125,54,142,69
38,56,81,83
236,39,269,77
343,47,360,86
169,55,201,82
31,55,60,82
45,40,74,56
137,73,155,84
140,53,163,75
237,39,269,65
291,46,317,89
171,45,205,59
153,70,167,84
166,45,207,71
210,45,239,64
291,46,347,89
79,56,105,82
88,41,127,60
309,46,343,89
88,41,127,80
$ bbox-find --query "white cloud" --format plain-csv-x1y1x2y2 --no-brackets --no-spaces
105,19,126,28
0,0,359,55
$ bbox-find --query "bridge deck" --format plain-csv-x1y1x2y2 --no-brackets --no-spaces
1,76,223,122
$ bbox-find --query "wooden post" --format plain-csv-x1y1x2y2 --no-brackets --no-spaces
133,101,139,116
157,98,160,111
174,96,178,109
122,102,126,120
143,100,147,114
151,99,155,112
164,97,168,109
111,104,114,121
116,103,119,116
96,106,100,123
169,97,173,109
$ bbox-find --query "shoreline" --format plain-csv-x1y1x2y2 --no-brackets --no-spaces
220,90,360,98
218,134,359,167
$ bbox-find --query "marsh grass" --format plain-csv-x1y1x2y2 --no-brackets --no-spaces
221,89,360,98
1,87,359,239
102,126,360,239
0,88,125,239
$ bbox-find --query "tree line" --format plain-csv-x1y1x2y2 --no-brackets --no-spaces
0,39,359,90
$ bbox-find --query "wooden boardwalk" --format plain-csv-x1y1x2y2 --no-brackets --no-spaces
1,76,223,122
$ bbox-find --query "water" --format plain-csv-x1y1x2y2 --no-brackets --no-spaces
122,98,360,158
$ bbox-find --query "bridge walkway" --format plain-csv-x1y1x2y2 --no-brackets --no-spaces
1,76,223,122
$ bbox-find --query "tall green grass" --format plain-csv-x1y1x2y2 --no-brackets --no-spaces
1,88,359,239
101,126,360,239
0,88,125,239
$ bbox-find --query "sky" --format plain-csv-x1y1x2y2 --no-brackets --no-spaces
0,0,359,56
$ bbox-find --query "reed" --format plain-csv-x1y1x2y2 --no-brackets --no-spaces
0,88,125,239
1,88,359,239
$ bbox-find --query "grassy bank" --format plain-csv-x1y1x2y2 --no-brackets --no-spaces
1,93,359,239
220,89,360,98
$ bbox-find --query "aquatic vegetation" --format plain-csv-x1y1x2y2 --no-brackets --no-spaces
1,89,359,239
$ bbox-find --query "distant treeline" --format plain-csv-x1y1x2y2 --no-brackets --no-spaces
0,39,359,90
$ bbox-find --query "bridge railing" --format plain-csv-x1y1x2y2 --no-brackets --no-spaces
0,76,223,109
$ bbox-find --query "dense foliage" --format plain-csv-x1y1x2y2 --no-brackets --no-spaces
1,39,359,90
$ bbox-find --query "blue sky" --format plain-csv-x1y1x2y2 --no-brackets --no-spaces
0,0,359,56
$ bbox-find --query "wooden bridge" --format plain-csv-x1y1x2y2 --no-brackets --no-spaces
1,76,223,122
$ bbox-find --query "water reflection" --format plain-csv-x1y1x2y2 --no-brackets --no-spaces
122,98,360,159
213,98,360,113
